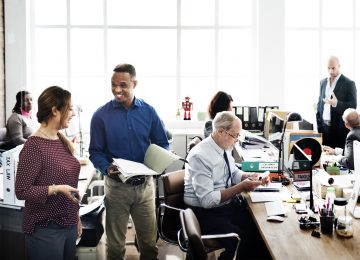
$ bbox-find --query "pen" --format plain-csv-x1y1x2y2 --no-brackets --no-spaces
326,197,330,216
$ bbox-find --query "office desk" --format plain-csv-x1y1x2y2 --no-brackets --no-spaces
243,190,360,260
236,140,360,259
0,162,96,259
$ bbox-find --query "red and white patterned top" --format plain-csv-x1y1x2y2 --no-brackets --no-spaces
15,136,80,234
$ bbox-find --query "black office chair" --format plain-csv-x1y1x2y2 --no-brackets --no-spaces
157,169,185,244
178,208,241,260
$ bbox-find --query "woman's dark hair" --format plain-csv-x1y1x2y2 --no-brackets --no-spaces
37,86,74,154
13,90,30,114
208,91,233,119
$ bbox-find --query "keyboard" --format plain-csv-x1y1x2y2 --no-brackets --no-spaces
265,200,286,217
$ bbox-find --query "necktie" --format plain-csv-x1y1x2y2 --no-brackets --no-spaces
223,151,232,188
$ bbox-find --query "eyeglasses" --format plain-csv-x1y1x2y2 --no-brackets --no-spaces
225,131,240,141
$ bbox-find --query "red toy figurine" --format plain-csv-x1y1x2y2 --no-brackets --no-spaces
182,96,193,120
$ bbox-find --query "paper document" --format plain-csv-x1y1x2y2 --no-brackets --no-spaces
113,144,183,183
249,188,291,203
254,182,282,192
79,195,104,216
113,158,157,177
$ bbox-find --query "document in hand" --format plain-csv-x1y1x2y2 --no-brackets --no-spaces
113,144,182,183
254,182,282,192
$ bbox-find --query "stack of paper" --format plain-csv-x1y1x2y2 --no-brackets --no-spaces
254,182,282,192
113,144,183,183
113,158,158,183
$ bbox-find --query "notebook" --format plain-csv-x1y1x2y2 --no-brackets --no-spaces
348,140,360,218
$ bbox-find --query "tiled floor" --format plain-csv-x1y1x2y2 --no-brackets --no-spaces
77,214,186,260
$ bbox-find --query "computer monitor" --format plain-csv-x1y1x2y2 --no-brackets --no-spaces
348,140,360,218
264,110,286,142
264,110,314,141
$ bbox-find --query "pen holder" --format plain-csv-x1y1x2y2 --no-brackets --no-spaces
320,213,335,234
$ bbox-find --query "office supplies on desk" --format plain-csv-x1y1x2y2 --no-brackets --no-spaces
242,161,278,172
254,182,282,192
313,170,354,199
240,141,267,149
249,188,291,203
265,200,286,216
266,215,284,222
258,171,270,180
293,181,310,191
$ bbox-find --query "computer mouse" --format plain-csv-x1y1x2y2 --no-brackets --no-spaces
266,215,285,222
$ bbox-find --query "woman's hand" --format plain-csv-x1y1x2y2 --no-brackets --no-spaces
53,185,81,204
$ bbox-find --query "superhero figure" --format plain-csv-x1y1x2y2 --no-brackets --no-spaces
182,96,193,120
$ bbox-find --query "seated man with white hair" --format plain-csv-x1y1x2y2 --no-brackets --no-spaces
184,111,270,259
323,108,360,170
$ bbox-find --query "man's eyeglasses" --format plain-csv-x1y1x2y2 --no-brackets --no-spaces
225,131,240,141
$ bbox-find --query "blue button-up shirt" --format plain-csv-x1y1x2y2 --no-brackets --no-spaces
89,97,169,175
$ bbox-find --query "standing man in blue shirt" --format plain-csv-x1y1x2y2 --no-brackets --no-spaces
89,63,169,260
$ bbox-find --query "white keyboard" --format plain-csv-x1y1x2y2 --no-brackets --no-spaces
265,200,286,216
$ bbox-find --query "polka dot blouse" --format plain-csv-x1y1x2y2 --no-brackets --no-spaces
15,136,81,234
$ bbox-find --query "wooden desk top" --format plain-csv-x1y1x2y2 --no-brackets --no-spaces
244,190,360,260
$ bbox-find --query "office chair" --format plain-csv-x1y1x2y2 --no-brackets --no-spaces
157,169,185,244
157,170,226,255
178,208,241,260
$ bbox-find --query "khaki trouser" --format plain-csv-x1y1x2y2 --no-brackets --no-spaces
104,176,158,260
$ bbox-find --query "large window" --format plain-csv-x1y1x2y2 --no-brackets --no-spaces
28,0,258,129
285,0,360,123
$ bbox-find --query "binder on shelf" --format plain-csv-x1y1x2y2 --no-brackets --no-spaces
257,106,266,132
233,106,243,122
243,106,250,129
249,106,258,130
2,145,24,206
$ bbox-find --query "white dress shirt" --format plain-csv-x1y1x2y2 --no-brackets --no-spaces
323,74,341,121
184,136,244,208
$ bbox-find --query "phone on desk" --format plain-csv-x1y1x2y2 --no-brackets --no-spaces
258,171,270,180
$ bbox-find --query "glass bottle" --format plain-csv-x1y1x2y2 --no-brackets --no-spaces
334,198,353,237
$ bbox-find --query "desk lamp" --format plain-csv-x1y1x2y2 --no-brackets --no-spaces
276,112,303,183
293,143,315,212
77,105,84,157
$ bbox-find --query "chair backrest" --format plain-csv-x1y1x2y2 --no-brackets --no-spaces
159,169,185,243
0,127,8,152
180,208,207,260
0,127,6,140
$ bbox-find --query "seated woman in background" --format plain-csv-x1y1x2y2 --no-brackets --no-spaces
5,90,36,149
203,91,233,138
